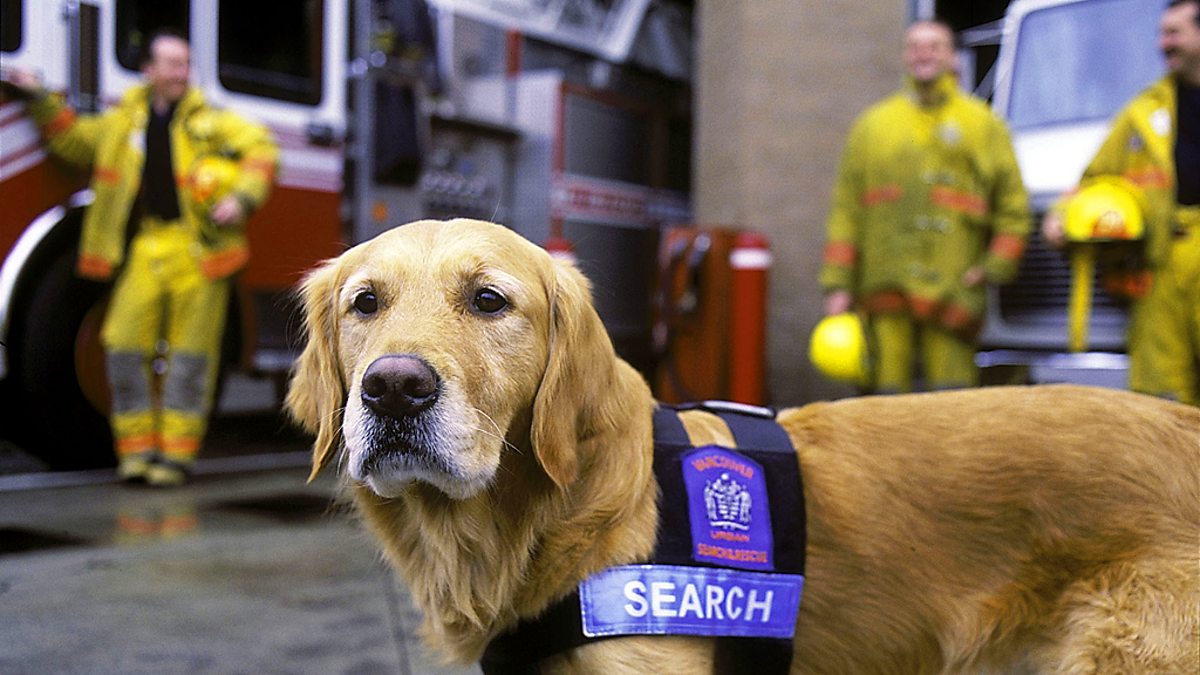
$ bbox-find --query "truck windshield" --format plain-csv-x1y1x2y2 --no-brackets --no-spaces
1006,0,1162,130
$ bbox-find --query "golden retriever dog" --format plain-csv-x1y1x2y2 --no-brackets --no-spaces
286,218,1199,674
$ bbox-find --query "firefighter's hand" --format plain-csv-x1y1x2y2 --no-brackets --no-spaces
210,195,245,227
824,290,852,316
1,68,42,99
962,266,986,288
1041,211,1066,248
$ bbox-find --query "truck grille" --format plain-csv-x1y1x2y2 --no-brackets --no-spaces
996,228,1128,329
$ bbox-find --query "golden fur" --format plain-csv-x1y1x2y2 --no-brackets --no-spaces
287,218,1200,674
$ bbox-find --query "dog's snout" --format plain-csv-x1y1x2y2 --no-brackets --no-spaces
361,355,440,418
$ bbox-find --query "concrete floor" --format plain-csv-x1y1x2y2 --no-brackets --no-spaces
0,465,482,675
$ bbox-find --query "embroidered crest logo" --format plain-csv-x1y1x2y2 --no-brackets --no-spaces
705,473,752,530
683,446,774,571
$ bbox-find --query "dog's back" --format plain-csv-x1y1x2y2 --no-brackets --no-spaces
777,385,1199,673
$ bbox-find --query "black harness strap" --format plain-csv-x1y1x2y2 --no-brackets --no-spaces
481,404,805,675
652,403,802,675
482,593,588,674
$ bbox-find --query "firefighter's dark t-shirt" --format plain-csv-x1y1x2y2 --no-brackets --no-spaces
140,101,182,220
1176,80,1199,206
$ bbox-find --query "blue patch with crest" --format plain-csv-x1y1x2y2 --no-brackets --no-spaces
683,446,775,571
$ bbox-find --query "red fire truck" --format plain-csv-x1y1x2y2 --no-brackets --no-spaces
0,0,693,469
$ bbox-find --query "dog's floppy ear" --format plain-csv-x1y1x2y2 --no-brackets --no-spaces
531,259,618,488
285,258,346,482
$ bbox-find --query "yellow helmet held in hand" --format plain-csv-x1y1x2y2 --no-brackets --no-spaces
809,313,869,385
1063,178,1146,243
187,155,240,212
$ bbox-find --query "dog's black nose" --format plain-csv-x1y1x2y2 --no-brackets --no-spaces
361,355,440,418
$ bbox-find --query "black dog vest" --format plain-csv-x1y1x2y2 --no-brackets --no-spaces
482,402,807,674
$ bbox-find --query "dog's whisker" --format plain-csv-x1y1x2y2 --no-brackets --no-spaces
473,408,521,455
475,425,520,456
319,405,345,429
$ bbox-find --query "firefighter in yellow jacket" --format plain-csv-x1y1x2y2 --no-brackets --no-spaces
1043,0,1200,405
820,19,1030,393
10,29,278,484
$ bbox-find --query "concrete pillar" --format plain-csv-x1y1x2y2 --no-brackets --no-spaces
694,0,908,404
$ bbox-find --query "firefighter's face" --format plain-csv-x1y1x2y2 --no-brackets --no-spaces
903,22,956,85
1161,1,1200,82
144,36,191,103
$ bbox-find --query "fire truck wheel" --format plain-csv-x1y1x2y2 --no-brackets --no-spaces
7,247,114,470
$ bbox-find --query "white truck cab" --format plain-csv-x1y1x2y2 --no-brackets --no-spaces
978,0,1164,385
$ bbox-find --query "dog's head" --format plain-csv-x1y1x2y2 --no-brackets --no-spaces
286,219,616,499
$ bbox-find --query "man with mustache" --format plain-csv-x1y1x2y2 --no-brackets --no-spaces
1043,0,1200,405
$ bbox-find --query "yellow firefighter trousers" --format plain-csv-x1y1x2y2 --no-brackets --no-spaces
869,312,978,393
101,218,230,463
1128,209,1200,406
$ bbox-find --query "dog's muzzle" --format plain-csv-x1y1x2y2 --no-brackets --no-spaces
350,353,487,499
361,354,441,419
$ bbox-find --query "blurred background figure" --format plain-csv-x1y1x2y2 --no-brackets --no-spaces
819,19,1030,393
7,29,278,485
1041,0,1200,405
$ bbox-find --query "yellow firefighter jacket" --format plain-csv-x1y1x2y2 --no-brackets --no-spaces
1079,76,1183,269
820,74,1031,338
26,84,278,281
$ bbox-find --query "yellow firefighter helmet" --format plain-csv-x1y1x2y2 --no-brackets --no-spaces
1061,177,1147,352
809,312,869,385
1063,178,1146,243
188,155,240,211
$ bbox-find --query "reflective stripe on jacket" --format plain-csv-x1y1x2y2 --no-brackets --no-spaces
26,85,278,281
820,74,1030,336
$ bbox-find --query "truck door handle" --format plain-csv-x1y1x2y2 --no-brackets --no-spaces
306,122,337,147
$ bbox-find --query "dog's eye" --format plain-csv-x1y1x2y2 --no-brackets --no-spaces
352,291,379,315
471,287,508,315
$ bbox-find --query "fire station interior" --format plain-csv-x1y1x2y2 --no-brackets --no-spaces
0,0,1026,475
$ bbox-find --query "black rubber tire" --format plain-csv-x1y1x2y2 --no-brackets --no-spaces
4,246,114,470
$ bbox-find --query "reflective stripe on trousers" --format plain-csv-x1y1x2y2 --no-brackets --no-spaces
102,220,230,460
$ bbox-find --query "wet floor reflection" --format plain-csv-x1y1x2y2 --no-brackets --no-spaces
0,467,480,674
